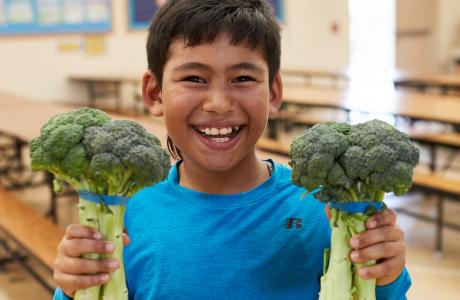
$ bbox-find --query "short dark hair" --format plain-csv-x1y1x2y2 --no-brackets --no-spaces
147,0,281,88
146,0,281,160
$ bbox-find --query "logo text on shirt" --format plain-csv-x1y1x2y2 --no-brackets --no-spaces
285,217,302,229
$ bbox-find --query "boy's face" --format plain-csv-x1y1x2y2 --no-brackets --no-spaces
144,33,282,171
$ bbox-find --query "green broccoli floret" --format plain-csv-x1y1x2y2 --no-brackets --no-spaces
30,108,110,191
290,122,351,201
289,119,419,300
83,119,170,196
29,108,170,300
291,119,419,202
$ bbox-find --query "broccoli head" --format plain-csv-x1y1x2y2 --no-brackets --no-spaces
30,108,111,190
290,119,419,202
30,108,170,195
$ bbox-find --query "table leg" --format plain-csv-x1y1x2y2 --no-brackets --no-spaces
114,82,122,112
435,196,444,256
86,82,97,108
44,172,57,224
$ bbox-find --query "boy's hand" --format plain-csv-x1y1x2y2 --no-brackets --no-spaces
53,224,130,297
325,206,406,286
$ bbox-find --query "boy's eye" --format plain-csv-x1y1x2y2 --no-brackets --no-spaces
233,76,255,83
183,76,206,83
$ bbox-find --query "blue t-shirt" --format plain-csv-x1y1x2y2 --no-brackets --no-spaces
54,160,411,299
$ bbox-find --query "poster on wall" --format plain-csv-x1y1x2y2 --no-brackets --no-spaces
0,0,111,35
128,0,283,30
128,0,165,29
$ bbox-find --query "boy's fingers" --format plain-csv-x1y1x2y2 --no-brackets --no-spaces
366,209,397,229
350,241,405,263
53,271,109,292
324,204,331,220
122,233,131,246
55,256,119,275
357,255,405,282
350,225,404,249
60,239,114,257
65,224,102,240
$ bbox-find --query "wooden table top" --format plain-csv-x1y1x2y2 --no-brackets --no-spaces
0,92,167,145
68,73,142,84
0,91,44,110
394,72,460,86
0,188,64,270
281,67,350,80
283,85,460,126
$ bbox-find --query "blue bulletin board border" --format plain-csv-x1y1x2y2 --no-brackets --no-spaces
0,0,112,35
128,0,284,30
0,23,111,35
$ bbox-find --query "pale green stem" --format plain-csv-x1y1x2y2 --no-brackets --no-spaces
98,183,129,300
99,205,128,300
348,214,376,300
74,198,101,300
319,208,354,300
374,191,385,202
347,189,359,202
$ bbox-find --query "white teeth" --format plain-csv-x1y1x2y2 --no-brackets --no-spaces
197,126,241,136
211,137,230,143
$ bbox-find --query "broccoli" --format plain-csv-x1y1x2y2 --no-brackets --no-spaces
289,119,419,300
30,108,170,300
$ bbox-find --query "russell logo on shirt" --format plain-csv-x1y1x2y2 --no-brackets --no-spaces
285,217,303,229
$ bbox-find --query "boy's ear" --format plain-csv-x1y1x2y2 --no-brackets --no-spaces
142,70,163,117
268,72,283,117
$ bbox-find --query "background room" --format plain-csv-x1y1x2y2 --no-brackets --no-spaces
0,0,460,299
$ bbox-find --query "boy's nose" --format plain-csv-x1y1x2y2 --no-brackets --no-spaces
202,88,235,114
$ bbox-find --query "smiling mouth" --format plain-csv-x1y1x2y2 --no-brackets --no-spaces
193,125,244,143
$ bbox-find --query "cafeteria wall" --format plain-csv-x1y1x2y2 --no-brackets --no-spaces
0,0,349,104
438,0,460,68
0,0,458,104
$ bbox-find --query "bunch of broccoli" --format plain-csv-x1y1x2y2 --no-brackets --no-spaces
290,119,419,300
30,108,170,300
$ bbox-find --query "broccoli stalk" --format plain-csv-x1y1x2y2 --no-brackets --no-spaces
319,208,353,300
98,205,127,299
75,198,104,300
290,120,419,300
30,108,170,300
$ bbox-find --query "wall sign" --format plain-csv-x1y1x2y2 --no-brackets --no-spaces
0,0,111,35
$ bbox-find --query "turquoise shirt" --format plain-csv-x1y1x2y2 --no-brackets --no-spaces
54,160,411,299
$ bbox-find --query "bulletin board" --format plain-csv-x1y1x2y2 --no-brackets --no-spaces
0,0,112,35
128,0,284,30
128,0,160,30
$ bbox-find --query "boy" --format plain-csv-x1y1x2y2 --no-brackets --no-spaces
53,0,410,299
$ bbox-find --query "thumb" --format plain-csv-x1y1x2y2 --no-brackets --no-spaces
324,203,331,220
123,228,131,246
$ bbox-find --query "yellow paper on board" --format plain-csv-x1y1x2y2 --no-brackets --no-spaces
84,36,106,55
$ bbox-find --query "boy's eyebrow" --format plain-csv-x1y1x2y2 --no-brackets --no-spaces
227,63,264,74
172,62,264,74
173,62,209,73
